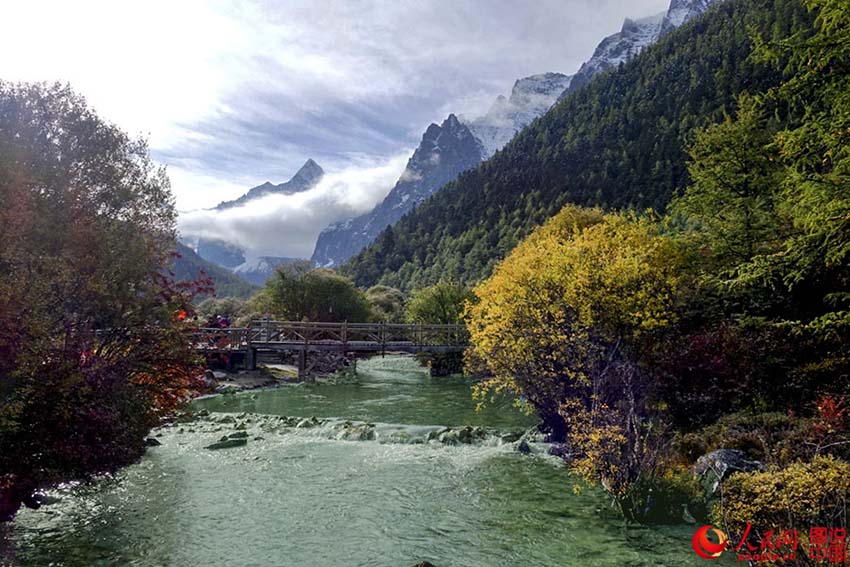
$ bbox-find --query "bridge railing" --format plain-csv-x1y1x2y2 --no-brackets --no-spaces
190,321,469,352
248,320,469,347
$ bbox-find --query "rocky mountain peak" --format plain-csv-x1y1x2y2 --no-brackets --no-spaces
213,159,324,210
291,158,324,186
465,72,573,158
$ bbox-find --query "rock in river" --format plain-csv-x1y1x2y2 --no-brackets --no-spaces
205,438,248,450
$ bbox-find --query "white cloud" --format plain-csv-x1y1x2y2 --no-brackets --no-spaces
177,152,411,258
1,0,672,255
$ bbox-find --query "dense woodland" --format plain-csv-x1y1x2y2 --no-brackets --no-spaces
463,0,850,558
344,0,816,292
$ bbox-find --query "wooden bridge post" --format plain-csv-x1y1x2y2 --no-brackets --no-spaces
298,347,307,379
245,347,257,371
244,328,256,371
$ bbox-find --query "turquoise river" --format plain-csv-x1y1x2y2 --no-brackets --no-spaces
0,356,720,566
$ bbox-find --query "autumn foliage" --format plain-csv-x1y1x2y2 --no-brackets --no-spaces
0,83,207,521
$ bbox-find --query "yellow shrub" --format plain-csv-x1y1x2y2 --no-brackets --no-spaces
716,455,850,557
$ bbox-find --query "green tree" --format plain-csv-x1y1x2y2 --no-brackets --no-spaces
671,96,785,266
364,285,405,322
404,281,473,325
262,262,370,322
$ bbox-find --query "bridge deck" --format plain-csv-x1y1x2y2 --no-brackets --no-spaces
194,321,468,374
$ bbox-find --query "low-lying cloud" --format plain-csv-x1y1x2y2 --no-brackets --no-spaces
177,152,411,259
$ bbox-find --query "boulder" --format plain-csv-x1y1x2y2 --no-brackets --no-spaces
695,449,764,496
500,431,524,444
144,437,161,447
547,443,570,460
204,438,248,450
516,440,532,454
412,562,437,567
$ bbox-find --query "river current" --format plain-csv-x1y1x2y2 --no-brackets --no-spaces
1,356,709,566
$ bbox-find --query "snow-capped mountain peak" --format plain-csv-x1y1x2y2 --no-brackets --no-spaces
465,72,572,158
213,159,325,210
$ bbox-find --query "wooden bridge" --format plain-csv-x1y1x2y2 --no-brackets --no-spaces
193,320,469,376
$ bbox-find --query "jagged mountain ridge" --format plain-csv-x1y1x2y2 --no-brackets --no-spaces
214,158,324,210
466,72,573,159
311,0,719,269
312,114,482,267
568,0,719,93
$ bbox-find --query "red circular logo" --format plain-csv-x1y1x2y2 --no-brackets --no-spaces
692,525,728,560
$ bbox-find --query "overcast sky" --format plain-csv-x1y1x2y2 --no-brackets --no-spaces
1,0,669,257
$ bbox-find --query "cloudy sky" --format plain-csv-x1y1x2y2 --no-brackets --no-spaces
1,0,668,258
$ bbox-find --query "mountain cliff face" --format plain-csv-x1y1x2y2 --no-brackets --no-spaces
311,0,720,269
568,13,666,92
466,73,573,159
170,243,257,299
568,0,719,92
662,0,717,32
195,238,246,269
311,114,482,267
214,159,324,210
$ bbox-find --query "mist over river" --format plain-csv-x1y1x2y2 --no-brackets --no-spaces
1,356,709,566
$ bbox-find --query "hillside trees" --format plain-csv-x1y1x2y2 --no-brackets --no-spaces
0,83,206,521
465,0,850,525
344,0,815,292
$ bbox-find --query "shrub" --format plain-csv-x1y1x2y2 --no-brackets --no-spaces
716,456,850,562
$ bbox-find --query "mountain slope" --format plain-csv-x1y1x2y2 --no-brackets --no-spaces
171,242,257,299
343,0,812,291
311,0,721,269
233,256,300,286
214,159,324,210
311,114,483,267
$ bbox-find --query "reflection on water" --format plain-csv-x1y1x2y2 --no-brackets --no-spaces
2,356,713,567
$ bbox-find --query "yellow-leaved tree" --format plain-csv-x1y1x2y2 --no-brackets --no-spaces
466,205,685,518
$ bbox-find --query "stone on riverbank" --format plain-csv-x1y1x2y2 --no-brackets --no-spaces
144,437,161,447
695,449,764,496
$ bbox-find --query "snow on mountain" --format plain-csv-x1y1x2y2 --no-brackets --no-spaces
309,0,722,271
568,0,719,93
662,0,717,32
466,72,573,158
311,114,482,267
213,159,324,210
233,256,300,286
568,12,665,92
